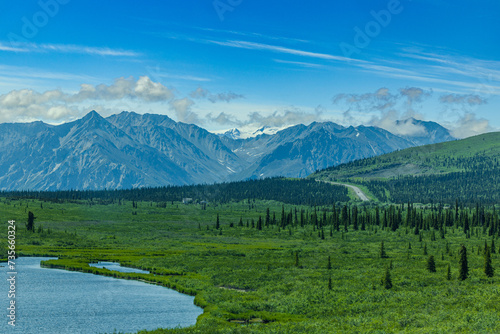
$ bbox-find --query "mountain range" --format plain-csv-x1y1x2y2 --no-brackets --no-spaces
0,111,454,190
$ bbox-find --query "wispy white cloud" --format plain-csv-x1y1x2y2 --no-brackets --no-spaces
273,59,324,68
399,51,500,81
360,68,500,96
357,63,419,77
0,44,27,52
156,73,211,82
0,65,98,82
144,65,212,82
0,41,140,57
194,26,311,44
378,50,500,95
207,40,361,63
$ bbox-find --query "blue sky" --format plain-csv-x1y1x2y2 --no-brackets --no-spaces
0,0,499,137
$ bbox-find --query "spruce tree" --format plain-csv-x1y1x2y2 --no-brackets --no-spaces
342,205,349,232
458,244,469,280
484,247,494,278
446,264,451,280
328,276,332,290
463,215,469,234
26,211,35,232
216,214,220,229
423,243,428,255
380,241,388,258
427,255,436,272
382,267,393,289
327,256,332,270
294,251,299,267
491,238,496,254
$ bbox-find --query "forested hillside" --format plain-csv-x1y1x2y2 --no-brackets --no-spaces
313,132,500,204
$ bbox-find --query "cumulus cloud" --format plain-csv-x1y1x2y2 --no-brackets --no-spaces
439,93,487,106
450,113,493,138
69,76,174,102
399,87,432,118
366,107,428,137
333,87,495,138
333,87,432,137
190,87,209,99
333,87,397,112
0,88,74,122
169,98,200,124
208,92,244,103
0,76,175,123
438,93,492,138
190,87,244,103
206,112,242,126
247,107,323,127
373,113,427,137
205,106,323,130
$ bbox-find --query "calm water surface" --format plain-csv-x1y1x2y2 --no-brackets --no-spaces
1,257,203,334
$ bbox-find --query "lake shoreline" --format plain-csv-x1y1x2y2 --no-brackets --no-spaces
2,257,203,334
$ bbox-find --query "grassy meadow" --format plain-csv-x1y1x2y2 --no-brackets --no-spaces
1,197,499,333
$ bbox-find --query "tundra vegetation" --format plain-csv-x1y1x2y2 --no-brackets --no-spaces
1,185,498,333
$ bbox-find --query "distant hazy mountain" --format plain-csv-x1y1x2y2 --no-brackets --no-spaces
228,122,415,179
395,118,454,146
217,125,287,139
0,111,455,190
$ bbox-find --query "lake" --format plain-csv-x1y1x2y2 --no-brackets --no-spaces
1,257,203,334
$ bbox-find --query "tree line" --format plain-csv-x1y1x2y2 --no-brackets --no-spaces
0,177,349,206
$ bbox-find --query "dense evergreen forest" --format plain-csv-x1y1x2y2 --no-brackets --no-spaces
358,169,500,204
0,177,349,206
313,132,500,204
